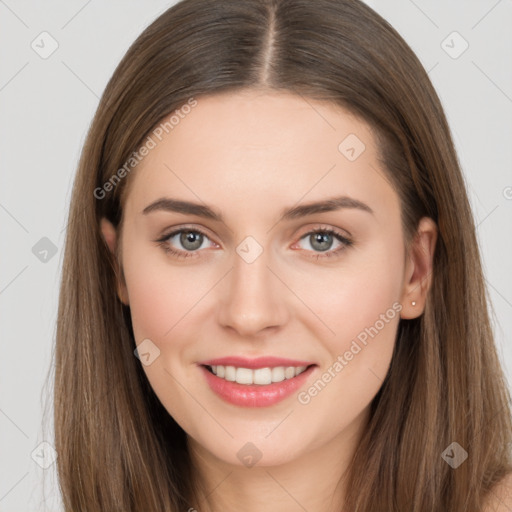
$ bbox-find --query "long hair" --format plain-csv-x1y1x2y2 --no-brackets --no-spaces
54,0,512,510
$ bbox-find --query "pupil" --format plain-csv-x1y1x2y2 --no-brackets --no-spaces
181,231,203,250
311,233,332,252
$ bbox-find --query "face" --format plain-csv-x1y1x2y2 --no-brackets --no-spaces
101,89,436,469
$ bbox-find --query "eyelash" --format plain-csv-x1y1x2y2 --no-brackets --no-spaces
155,226,353,260
294,228,353,260
156,228,214,260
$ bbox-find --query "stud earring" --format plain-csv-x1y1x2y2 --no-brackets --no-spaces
411,301,416,306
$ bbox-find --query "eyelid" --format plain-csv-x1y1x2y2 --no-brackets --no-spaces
156,224,219,245
294,223,352,240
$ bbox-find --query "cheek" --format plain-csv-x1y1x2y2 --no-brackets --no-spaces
122,240,212,343
121,241,210,433
292,235,404,348
293,237,404,421
126,269,177,344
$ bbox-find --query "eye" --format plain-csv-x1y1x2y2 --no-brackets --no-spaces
155,227,217,259
294,228,353,259
155,225,353,260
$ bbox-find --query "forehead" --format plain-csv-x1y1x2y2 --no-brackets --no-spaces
123,90,399,221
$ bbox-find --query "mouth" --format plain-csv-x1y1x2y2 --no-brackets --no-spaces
199,363,318,407
202,363,314,385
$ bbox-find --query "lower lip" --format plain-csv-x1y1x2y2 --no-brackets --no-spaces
199,365,316,407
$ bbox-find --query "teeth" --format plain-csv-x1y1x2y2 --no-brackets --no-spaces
271,367,285,383
209,365,308,385
225,366,236,382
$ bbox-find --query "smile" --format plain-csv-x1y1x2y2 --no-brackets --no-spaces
206,364,309,385
199,363,317,407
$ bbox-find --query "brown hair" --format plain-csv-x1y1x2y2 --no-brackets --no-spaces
53,0,512,510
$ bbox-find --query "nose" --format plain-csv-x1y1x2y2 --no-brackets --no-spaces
216,244,290,337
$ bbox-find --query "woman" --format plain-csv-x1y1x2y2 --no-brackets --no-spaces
54,0,512,510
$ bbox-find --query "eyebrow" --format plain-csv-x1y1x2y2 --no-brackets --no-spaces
142,195,374,221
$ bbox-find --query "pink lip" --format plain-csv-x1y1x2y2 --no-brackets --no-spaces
199,356,315,369
199,364,317,408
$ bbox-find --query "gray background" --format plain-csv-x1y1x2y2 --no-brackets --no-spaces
1,1,511,510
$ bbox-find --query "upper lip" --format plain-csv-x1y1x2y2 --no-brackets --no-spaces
199,356,316,369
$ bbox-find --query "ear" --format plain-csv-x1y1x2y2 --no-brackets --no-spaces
100,218,129,306
399,216,437,319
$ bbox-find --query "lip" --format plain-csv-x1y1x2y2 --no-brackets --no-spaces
199,356,315,369
199,363,317,408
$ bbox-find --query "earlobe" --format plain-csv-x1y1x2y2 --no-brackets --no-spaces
400,217,438,319
99,218,130,306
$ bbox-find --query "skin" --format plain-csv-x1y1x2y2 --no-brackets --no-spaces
101,89,437,512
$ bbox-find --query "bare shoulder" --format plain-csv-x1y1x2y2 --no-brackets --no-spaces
482,472,512,511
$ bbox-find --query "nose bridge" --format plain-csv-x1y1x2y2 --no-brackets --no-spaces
217,235,288,335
